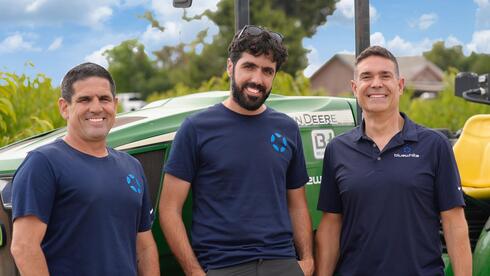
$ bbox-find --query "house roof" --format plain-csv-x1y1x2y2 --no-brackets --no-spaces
311,54,444,81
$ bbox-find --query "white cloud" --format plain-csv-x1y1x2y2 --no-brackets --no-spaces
130,0,219,52
329,0,378,24
304,47,356,78
475,0,490,29
0,33,40,53
142,22,180,43
475,0,489,7
120,0,149,8
48,37,63,51
26,0,48,13
386,35,434,56
84,44,115,68
336,0,355,19
446,35,462,47
370,32,385,46
0,0,122,28
467,30,490,53
304,45,322,77
410,13,438,30
88,6,113,27
139,15,219,52
140,0,219,51
370,6,379,21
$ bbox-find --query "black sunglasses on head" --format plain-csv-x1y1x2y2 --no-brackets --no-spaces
237,25,283,43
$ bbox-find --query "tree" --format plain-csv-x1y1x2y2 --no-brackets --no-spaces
106,40,171,99
0,71,65,146
201,0,336,75
400,70,490,132
464,52,490,74
146,71,323,103
107,0,337,97
423,41,490,74
423,41,465,72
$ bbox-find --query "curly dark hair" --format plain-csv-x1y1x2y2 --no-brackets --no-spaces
61,62,116,103
228,26,288,71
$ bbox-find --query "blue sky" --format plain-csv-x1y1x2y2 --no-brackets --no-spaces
0,0,487,86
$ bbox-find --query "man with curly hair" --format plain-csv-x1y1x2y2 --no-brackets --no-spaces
160,25,313,276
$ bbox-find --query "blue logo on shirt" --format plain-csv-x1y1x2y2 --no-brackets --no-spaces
394,145,420,158
270,132,288,153
126,174,142,193
402,145,412,153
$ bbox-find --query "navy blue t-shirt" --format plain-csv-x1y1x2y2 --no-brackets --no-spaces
12,139,153,276
317,113,465,276
165,103,309,270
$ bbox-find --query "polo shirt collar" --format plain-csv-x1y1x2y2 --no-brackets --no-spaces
353,112,419,142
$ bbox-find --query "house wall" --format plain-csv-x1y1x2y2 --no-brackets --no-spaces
310,59,354,96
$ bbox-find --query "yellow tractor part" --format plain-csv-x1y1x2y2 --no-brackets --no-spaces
453,115,490,199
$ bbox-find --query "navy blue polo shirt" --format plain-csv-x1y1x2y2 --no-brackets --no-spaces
317,113,465,276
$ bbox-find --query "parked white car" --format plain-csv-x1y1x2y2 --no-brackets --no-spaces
118,92,146,112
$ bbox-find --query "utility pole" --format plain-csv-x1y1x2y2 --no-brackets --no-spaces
235,0,250,31
354,0,370,125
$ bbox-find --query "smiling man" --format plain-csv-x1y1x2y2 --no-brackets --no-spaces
10,63,159,276
315,46,472,276
159,26,313,276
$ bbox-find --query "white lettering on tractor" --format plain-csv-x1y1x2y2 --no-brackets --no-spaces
307,175,322,185
288,110,354,127
311,129,335,159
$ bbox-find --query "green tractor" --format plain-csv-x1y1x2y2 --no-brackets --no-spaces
442,72,490,276
0,91,358,275
0,84,489,275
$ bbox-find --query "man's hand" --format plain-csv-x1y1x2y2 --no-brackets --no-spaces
11,216,49,276
298,258,314,276
287,187,314,276
159,173,205,276
441,207,472,276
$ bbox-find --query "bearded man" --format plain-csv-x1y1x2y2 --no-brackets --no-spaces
159,25,313,276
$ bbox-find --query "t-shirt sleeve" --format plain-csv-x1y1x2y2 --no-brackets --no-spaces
317,141,342,213
12,151,56,224
435,136,465,211
286,126,309,189
164,118,199,183
138,164,154,232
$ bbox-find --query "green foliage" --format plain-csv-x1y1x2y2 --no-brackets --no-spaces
176,0,336,78
146,71,321,102
0,71,65,147
400,71,490,132
464,52,490,74
146,72,229,102
424,41,490,74
271,72,324,96
108,0,337,98
106,40,171,99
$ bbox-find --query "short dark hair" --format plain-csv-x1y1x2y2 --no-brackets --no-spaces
228,26,288,71
355,46,400,77
61,62,116,103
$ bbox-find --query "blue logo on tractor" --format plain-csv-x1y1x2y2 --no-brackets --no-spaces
271,132,288,153
126,174,142,193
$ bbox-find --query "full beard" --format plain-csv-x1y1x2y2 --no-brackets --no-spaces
231,77,271,111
